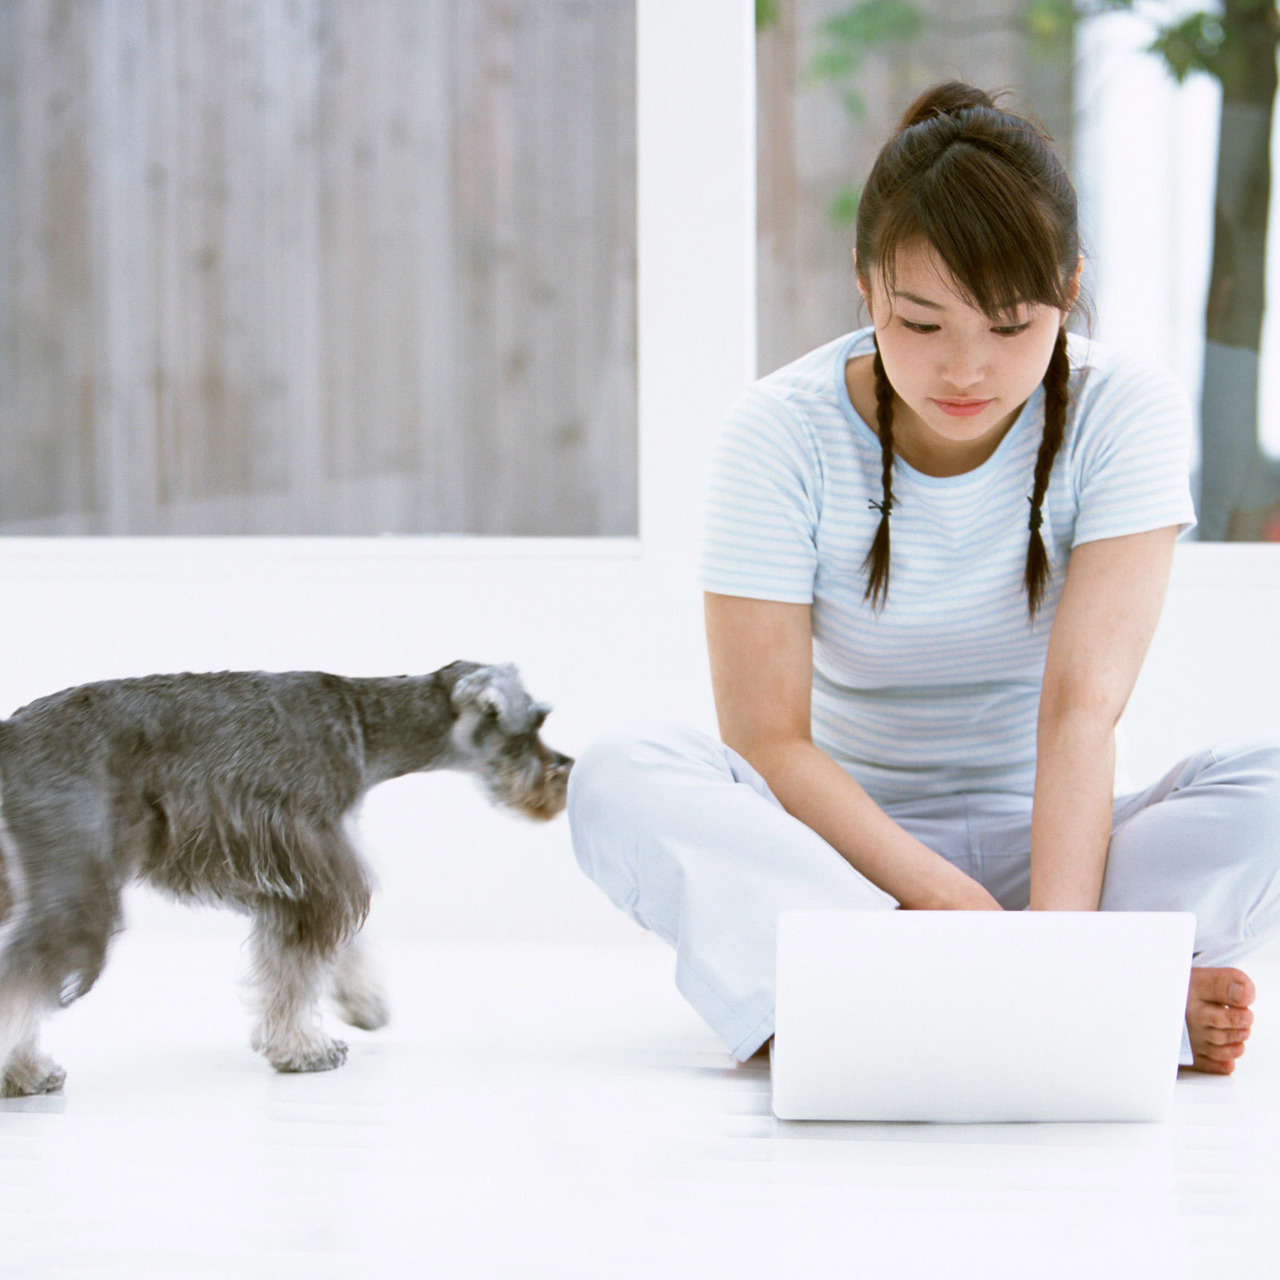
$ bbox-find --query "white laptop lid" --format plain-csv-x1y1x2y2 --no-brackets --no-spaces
772,910,1196,1123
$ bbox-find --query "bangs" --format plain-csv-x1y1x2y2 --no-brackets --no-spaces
865,133,1076,318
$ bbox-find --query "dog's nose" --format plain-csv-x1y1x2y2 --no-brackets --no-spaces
551,752,574,772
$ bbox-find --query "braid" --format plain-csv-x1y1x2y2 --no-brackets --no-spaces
1023,326,1070,616
861,340,897,610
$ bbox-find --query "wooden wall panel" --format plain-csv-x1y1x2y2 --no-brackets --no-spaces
0,0,637,534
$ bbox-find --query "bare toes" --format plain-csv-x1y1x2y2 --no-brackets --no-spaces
1190,967,1256,1009
1205,1023,1250,1045
1191,1053,1235,1075
1200,1004,1254,1031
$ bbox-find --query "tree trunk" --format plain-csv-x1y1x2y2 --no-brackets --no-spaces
1197,0,1280,540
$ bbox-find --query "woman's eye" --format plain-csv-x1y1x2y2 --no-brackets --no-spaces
899,319,1032,335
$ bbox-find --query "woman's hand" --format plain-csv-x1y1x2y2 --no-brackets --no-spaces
917,874,1004,911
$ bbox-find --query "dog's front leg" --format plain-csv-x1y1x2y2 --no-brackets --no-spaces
2,1029,66,1097
329,935,389,1032
247,906,348,1073
0,981,66,1097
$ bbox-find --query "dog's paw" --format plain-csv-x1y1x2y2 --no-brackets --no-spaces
2,1057,67,1097
267,1037,349,1074
334,986,390,1032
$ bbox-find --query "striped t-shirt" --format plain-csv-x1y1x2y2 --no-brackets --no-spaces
700,326,1197,804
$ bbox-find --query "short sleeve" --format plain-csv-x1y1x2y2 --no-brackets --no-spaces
699,386,822,603
1069,355,1197,547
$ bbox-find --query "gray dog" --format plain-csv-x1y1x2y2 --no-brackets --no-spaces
0,661,572,1096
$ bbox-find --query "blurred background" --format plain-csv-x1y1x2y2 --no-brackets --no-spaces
1,0,1278,540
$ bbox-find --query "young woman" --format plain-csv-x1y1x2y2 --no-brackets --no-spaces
569,82,1280,1074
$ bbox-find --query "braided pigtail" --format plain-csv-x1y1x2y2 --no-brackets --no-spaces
1023,325,1070,616
861,340,897,610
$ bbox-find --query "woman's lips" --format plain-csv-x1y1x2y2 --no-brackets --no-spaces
933,398,993,417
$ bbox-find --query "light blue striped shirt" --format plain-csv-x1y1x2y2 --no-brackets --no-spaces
700,326,1197,804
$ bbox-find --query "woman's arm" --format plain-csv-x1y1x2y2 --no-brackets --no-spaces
1030,525,1179,910
705,591,1001,910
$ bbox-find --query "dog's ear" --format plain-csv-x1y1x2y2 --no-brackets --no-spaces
451,664,548,735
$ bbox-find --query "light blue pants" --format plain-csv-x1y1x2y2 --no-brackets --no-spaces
568,724,1280,1061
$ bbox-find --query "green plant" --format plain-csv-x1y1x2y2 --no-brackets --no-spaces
756,0,780,32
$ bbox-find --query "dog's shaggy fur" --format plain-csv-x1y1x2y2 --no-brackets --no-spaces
0,661,571,1094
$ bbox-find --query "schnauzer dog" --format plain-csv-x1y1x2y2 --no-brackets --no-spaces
0,661,571,1095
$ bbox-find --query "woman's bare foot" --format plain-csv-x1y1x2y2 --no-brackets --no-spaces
1186,968,1255,1074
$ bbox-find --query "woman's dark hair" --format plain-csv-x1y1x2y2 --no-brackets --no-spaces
855,81,1085,617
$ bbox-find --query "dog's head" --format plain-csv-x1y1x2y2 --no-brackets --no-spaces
446,663,573,821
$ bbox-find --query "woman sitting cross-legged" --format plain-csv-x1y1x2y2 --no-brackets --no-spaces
569,81,1278,1074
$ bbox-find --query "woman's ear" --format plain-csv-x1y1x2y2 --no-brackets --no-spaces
1063,255,1083,313
853,249,870,310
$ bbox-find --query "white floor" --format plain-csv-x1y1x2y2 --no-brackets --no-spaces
3,926,1279,1280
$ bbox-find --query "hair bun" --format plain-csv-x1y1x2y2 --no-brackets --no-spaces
898,81,997,131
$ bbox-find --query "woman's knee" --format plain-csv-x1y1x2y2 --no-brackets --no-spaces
1207,736,1280,833
1227,738,1280,898
1174,737,1280,956
1107,736,1280,911
567,722,717,827
1212,735,1280,781
567,722,708,879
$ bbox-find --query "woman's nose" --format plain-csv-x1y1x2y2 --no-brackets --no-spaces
940,344,985,390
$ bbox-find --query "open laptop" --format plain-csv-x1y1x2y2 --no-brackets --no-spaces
771,909,1196,1122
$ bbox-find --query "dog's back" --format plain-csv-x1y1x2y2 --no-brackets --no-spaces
0,673,379,1007
4,670,369,796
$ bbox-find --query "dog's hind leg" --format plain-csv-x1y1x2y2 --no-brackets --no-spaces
0,793,116,1097
247,902,350,1073
329,935,389,1032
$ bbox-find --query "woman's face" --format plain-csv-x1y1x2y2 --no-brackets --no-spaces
857,240,1075,456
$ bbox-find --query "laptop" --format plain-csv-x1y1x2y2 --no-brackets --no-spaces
771,909,1196,1122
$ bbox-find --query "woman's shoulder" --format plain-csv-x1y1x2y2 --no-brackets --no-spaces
1059,333,1197,540
1066,332,1190,408
1064,332,1193,448
753,328,873,405
730,328,874,448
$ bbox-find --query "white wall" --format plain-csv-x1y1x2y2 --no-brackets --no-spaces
1120,546,1280,791
0,0,757,946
